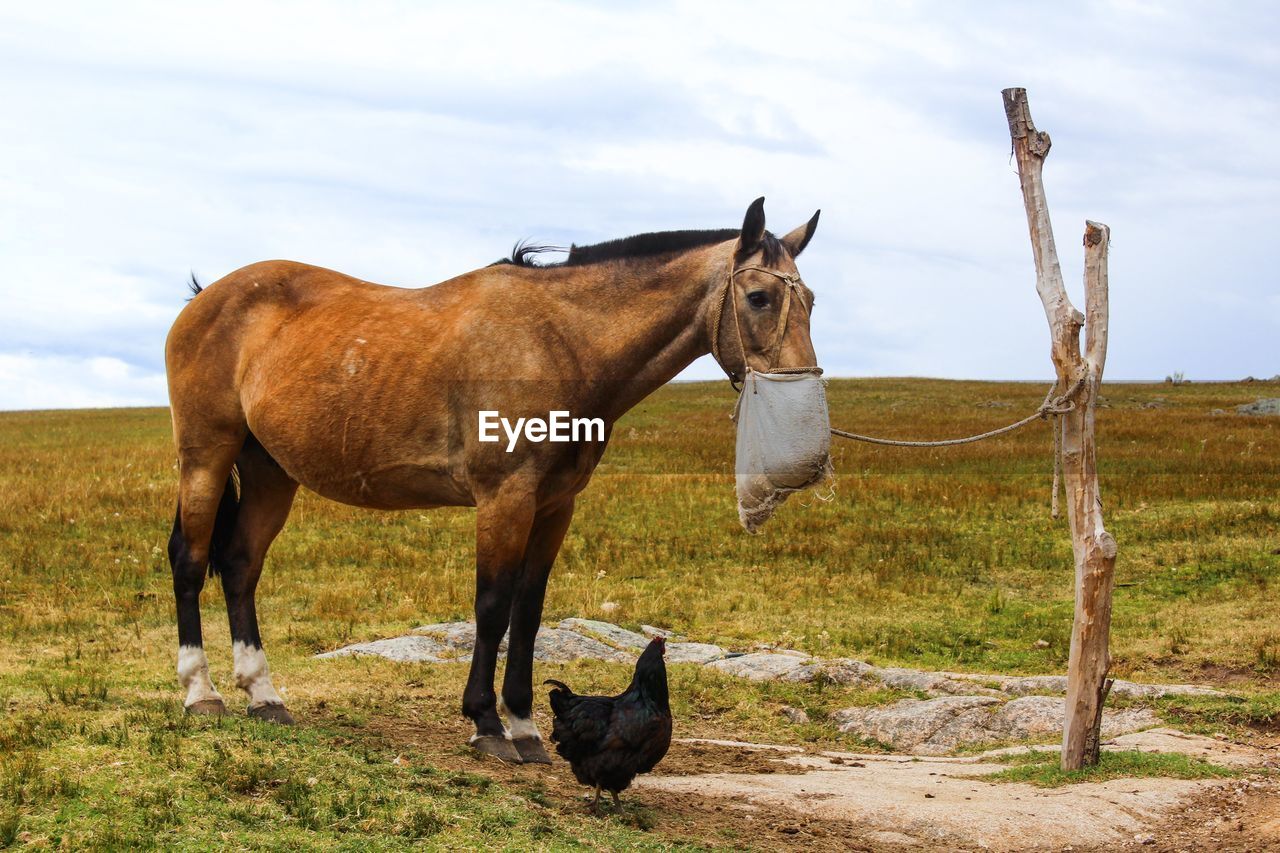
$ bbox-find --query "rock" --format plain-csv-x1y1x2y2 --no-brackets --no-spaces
665,642,728,664
1110,680,1226,699
1034,639,1050,648
558,618,649,650
532,628,632,662
707,652,813,681
1134,832,1156,845
413,621,479,649
401,621,630,663
833,696,1001,753
641,625,683,640
946,672,1227,699
997,675,1069,695
870,667,996,696
1235,398,1280,416
600,601,620,613
784,658,875,686
316,635,452,663
780,706,810,725
990,696,1065,739
833,695,1158,754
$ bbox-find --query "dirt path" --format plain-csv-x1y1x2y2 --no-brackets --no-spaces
345,707,1278,851
638,734,1278,850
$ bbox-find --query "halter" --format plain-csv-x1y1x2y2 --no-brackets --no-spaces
708,262,823,391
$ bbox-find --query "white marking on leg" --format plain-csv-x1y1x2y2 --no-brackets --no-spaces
499,697,541,741
507,716,540,741
232,641,284,709
177,645,223,707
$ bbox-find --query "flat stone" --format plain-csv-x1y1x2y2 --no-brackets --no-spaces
943,672,1227,699
665,642,728,664
1236,398,1280,416
870,666,998,696
989,695,1069,739
316,635,453,663
833,696,1002,753
706,651,813,681
413,621,478,649
379,622,630,663
783,658,875,685
834,694,1160,754
1110,680,1227,699
1111,727,1274,769
532,627,632,663
558,618,650,650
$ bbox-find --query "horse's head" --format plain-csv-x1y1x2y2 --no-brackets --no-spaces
710,197,821,386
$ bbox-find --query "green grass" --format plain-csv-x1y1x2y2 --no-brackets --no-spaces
0,700,682,850
980,748,1242,787
0,378,1277,846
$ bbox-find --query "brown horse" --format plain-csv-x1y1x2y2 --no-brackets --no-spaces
165,197,820,763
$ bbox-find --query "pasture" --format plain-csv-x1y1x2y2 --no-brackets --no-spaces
1,378,1277,848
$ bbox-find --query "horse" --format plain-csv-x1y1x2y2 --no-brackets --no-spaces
164,197,820,763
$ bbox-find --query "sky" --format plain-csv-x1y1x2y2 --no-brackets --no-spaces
0,0,1276,409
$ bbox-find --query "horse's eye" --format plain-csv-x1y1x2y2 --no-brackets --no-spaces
746,291,769,309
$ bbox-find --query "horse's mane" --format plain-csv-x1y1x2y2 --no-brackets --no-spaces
491,229,783,269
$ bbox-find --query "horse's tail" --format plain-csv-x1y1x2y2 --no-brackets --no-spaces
168,468,240,578
207,468,240,577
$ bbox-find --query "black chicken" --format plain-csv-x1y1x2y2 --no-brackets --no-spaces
544,636,672,810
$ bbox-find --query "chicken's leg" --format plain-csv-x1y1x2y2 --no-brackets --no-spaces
610,790,621,810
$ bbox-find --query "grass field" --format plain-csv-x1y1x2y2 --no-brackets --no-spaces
1,378,1277,848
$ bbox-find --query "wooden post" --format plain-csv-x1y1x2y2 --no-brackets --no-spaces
1002,87,1117,770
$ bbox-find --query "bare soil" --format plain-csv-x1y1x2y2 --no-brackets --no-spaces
342,708,1279,851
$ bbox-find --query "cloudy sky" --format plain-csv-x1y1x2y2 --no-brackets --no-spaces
1,1,1276,409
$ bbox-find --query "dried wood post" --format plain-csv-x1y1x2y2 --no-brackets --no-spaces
1002,87,1117,770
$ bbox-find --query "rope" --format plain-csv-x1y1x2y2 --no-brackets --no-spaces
828,377,1085,448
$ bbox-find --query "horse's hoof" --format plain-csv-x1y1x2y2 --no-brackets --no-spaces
513,737,552,765
248,703,296,725
469,735,522,764
185,698,226,716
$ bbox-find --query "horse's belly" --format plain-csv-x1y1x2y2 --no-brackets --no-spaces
299,460,471,510
247,404,471,510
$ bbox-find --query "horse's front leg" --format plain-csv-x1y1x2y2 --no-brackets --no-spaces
501,498,576,764
462,490,535,763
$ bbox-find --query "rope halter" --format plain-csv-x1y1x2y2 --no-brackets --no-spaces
708,262,823,391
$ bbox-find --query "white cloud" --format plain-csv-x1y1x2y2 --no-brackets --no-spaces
0,0,1276,409
0,353,167,410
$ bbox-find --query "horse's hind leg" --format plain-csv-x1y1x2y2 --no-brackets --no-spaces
169,438,244,715
218,436,298,723
502,498,575,765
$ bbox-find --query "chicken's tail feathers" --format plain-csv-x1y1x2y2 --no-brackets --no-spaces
542,679,572,694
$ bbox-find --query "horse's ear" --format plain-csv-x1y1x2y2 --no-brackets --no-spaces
781,209,820,258
737,197,766,257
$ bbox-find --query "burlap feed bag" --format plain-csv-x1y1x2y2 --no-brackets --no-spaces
733,369,833,532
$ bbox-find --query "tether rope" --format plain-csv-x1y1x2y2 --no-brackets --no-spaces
828,376,1085,448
